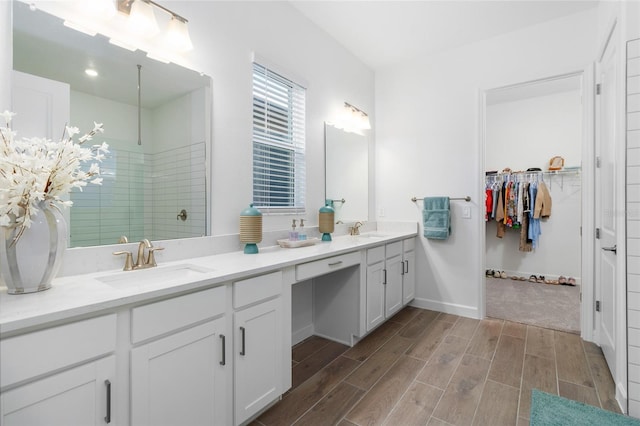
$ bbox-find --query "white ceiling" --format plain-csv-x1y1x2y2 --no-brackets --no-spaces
289,0,599,70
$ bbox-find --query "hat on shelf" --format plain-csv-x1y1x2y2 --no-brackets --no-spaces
549,156,564,171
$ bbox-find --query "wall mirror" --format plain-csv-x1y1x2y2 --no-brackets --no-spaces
12,1,212,248
324,123,368,223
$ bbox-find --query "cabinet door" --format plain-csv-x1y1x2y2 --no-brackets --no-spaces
366,261,385,332
131,318,228,426
402,250,416,305
385,254,404,317
234,298,283,425
1,356,115,426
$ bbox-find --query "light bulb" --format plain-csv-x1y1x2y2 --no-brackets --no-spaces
165,16,194,52
128,0,159,38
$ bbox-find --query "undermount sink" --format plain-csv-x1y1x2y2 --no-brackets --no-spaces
96,264,215,289
356,233,388,238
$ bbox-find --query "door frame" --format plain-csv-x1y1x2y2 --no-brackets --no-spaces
477,69,596,342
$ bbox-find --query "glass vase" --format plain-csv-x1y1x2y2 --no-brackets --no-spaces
0,201,67,294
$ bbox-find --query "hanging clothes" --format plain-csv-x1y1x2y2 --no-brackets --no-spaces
485,188,493,221
534,181,552,218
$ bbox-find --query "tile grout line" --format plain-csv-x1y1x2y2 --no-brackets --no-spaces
582,340,606,409
469,319,505,425
515,324,530,421
376,313,460,425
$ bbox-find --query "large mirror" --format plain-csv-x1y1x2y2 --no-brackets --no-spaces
11,1,211,248
324,123,368,223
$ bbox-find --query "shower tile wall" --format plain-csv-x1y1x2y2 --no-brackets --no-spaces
70,147,145,247
70,141,206,247
150,142,206,241
626,37,640,417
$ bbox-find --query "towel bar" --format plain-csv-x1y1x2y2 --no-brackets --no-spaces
411,196,471,202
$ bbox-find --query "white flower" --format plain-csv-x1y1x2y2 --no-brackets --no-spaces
0,112,109,245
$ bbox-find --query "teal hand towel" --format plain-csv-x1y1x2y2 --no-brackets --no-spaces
423,197,451,240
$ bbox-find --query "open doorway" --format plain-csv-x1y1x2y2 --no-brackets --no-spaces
483,73,584,334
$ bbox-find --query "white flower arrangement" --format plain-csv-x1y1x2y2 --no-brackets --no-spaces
0,111,109,244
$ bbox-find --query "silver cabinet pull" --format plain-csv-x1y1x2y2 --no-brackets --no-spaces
602,245,617,254
328,261,343,266
240,326,246,356
404,260,409,274
383,269,387,285
104,380,111,424
220,334,226,366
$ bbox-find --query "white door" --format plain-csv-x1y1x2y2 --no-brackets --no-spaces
1,356,115,426
595,29,618,377
366,261,385,331
11,70,70,139
130,318,228,426
402,249,416,305
234,298,282,425
385,254,404,317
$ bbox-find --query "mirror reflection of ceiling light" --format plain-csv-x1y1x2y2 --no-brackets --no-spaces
84,68,99,77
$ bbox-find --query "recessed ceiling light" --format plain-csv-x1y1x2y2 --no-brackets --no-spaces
85,69,98,77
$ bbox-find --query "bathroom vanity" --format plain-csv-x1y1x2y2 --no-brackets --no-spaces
0,227,416,425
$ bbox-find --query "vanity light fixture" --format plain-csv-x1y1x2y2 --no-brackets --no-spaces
81,0,117,18
344,102,371,131
127,0,160,37
118,0,194,51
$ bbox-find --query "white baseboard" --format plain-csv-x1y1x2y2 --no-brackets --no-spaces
292,324,314,346
410,297,479,319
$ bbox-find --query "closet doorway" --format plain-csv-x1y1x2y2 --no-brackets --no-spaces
483,73,584,334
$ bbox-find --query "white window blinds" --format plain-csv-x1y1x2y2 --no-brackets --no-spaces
252,62,306,213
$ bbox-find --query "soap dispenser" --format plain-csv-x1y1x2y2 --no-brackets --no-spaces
298,219,307,240
289,219,298,241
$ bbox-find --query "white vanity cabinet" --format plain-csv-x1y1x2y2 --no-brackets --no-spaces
129,286,229,426
402,238,416,305
233,271,285,425
366,241,404,332
0,315,117,425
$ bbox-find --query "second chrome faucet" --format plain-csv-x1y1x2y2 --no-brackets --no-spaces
114,239,164,271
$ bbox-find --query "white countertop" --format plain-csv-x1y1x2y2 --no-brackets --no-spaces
0,230,416,337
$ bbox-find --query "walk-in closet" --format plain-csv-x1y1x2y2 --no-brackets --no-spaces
484,74,583,333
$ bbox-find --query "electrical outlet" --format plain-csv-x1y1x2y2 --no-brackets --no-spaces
462,206,471,219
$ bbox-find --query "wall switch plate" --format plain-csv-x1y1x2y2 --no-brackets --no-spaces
462,206,471,219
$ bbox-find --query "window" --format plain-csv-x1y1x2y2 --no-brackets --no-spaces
252,62,306,213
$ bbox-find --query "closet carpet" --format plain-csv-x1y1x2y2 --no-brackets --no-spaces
486,276,580,334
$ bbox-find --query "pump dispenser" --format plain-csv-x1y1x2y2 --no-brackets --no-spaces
289,219,298,241
298,219,307,240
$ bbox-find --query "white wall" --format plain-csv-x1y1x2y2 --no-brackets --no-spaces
0,1,11,111
164,0,375,235
486,90,582,172
375,9,597,317
485,89,582,280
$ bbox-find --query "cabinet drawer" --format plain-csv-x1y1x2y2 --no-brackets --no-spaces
1,314,116,389
296,251,361,281
403,237,416,252
386,241,402,258
234,271,283,310
367,246,385,265
132,285,226,344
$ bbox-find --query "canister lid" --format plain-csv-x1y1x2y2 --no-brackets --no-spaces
240,203,262,216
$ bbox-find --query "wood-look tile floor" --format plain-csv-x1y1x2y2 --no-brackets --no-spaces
255,306,621,426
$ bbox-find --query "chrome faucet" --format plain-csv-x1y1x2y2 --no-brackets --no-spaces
349,221,364,236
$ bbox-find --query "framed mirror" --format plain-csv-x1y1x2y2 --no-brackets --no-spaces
11,1,212,248
324,123,368,223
